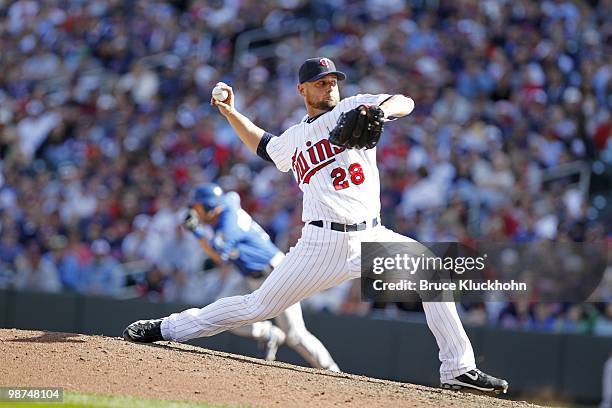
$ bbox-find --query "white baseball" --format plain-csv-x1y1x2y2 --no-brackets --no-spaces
212,86,229,102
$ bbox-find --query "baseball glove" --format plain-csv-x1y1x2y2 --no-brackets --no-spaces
328,104,385,149
183,208,201,232
183,208,214,240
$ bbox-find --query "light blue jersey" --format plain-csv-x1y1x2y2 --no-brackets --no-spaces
207,194,280,278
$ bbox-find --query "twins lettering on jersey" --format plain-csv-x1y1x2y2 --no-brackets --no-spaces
291,139,345,185
265,94,388,222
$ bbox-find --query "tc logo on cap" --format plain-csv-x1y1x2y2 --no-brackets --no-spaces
298,57,347,84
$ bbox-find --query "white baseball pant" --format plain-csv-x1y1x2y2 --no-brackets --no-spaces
161,224,476,380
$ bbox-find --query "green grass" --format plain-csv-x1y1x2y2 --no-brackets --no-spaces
0,392,239,408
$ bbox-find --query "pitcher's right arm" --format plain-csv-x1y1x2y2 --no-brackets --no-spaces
210,82,268,154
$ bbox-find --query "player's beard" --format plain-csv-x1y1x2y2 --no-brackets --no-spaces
308,96,338,111
316,100,337,110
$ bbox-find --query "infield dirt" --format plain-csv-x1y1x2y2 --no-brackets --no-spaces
0,329,539,408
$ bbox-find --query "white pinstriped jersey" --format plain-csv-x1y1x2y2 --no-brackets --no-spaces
266,94,391,224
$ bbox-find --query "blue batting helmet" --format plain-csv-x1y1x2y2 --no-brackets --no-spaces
191,183,224,211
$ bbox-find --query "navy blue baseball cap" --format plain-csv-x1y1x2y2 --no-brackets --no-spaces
299,57,346,84
191,183,224,211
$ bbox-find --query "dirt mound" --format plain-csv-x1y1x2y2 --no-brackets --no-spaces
0,329,538,408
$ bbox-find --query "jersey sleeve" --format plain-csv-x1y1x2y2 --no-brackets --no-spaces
345,93,393,109
265,130,293,173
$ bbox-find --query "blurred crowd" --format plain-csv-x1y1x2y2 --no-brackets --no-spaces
0,0,610,335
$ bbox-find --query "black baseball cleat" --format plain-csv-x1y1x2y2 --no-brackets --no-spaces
441,369,509,395
123,319,164,343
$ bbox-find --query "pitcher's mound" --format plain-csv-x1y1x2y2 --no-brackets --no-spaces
0,329,538,408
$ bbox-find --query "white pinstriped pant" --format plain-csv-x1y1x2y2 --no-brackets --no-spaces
161,224,476,380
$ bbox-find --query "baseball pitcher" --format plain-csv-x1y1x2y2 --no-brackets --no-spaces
124,57,508,394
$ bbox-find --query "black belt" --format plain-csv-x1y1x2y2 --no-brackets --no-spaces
309,218,379,232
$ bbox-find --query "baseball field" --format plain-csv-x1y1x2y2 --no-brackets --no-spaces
0,329,538,408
